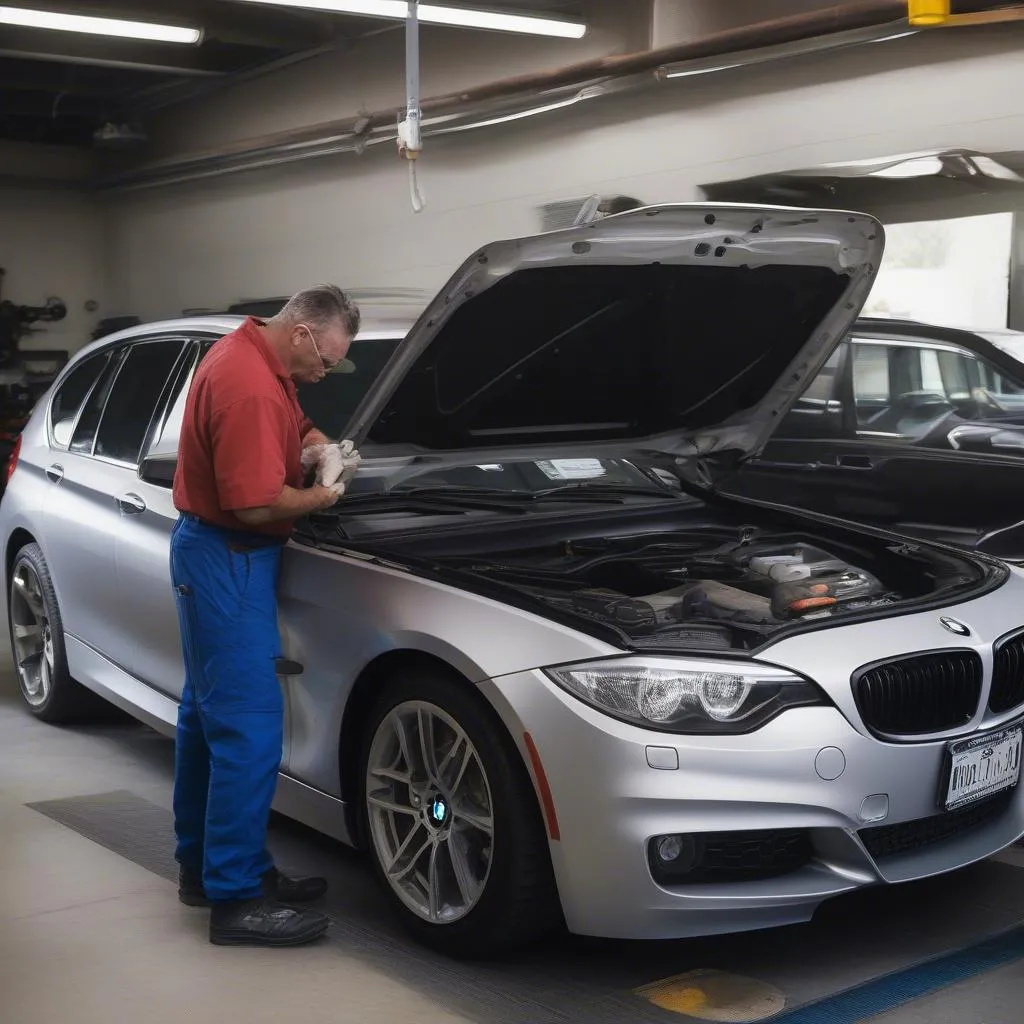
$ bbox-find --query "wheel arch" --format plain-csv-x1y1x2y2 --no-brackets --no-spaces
337,648,539,849
4,528,37,592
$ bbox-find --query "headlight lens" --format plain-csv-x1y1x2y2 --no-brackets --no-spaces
544,657,825,734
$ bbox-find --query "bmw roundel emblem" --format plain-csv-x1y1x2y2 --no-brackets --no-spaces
431,797,448,824
940,616,971,637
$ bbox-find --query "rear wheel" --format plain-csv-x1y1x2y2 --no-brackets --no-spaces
8,543,103,723
359,668,561,958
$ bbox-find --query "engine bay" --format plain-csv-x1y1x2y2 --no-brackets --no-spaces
428,523,977,652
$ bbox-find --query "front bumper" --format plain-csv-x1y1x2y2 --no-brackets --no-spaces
483,668,1024,941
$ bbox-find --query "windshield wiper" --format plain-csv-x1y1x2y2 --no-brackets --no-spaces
531,482,685,502
320,487,533,516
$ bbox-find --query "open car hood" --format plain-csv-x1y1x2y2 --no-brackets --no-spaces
349,204,884,461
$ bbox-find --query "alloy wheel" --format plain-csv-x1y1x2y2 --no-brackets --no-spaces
10,562,54,707
366,700,494,924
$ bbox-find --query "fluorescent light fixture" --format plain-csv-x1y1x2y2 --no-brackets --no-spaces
0,5,202,43
231,0,586,38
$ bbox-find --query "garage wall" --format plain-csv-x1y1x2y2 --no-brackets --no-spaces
1,142,107,355
104,26,1024,321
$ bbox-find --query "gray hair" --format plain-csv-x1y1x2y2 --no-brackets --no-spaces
272,284,361,337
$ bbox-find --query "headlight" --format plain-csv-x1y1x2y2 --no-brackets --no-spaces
544,657,826,734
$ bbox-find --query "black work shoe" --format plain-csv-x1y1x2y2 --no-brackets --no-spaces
263,865,329,904
209,898,330,947
179,865,328,908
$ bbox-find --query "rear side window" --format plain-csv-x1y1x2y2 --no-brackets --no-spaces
49,353,109,448
94,339,186,465
70,350,125,454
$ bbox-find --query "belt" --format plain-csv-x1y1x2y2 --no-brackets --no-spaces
179,512,285,550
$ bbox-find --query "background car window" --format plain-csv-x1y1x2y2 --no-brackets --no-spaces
93,339,186,465
296,336,402,439
852,344,892,427
774,347,844,439
49,352,109,448
70,349,126,455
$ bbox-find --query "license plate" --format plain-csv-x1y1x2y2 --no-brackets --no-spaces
942,724,1023,812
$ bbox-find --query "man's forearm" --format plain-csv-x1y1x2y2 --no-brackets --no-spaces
234,485,332,526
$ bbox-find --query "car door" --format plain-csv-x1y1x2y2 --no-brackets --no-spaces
114,336,208,700
40,335,187,670
724,331,1024,557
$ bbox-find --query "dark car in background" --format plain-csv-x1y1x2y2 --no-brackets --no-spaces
722,318,1024,560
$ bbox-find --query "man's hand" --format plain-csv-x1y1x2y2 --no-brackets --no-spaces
307,484,344,512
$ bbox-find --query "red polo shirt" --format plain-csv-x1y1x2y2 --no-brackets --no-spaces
173,317,314,538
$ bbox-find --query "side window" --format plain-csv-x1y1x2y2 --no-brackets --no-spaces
774,347,844,439
296,335,403,438
93,339,186,465
49,352,109,448
70,349,126,454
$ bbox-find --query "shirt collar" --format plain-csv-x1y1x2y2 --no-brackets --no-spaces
240,316,291,383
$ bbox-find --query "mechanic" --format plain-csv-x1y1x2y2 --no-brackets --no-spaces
170,285,361,947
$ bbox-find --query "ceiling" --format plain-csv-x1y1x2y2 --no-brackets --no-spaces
0,0,586,148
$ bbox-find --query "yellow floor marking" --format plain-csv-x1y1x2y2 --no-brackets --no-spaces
635,968,787,1021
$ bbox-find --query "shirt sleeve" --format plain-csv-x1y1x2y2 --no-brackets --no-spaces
209,395,292,511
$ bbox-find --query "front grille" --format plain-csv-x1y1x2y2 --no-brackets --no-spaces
859,790,1013,861
852,651,982,737
991,631,1024,715
648,829,812,886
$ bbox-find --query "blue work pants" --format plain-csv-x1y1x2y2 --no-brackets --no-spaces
169,513,285,902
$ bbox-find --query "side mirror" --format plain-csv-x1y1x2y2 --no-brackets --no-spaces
140,454,177,487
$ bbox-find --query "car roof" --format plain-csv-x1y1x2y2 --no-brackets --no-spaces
70,304,421,366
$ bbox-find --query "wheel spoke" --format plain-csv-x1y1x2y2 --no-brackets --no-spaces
390,709,420,777
371,765,411,785
454,802,493,837
12,624,41,642
427,842,441,921
444,832,481,908
367,793,418,818
387,825,431,881
436,733,470,790
450,742,474,793
417,707,439,783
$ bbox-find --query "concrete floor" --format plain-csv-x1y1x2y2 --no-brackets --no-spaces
2,638,1024,1023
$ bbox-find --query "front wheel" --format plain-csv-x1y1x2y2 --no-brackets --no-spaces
359,669,561,958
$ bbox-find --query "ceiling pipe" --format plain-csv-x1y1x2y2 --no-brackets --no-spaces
94,0,1020,191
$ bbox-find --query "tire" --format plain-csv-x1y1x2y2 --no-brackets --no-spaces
7,543,105,723
358,667,562,959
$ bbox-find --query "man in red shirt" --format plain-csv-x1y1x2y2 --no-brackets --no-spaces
170,285,360,947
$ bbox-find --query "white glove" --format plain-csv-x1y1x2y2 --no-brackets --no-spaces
301,443,326,472
315,440,361,489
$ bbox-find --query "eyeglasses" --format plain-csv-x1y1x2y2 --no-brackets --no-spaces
298,324,338,372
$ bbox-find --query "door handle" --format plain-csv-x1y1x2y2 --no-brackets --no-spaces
117,492,147,515
837,454,874,470
45,464,64,484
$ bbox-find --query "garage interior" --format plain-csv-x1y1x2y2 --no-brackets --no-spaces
5,1,1024,1021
